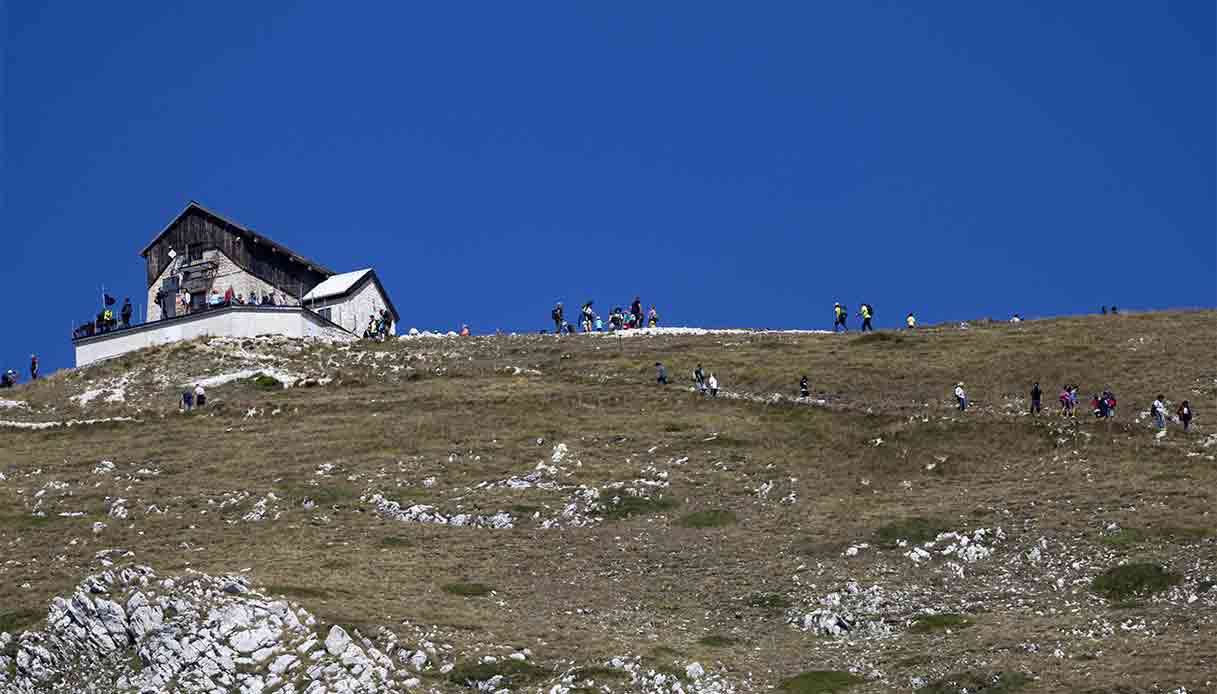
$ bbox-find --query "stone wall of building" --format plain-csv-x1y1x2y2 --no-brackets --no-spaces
306,278,396,336
145,249,301,323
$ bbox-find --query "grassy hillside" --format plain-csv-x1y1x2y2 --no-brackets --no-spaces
1,310,1214,692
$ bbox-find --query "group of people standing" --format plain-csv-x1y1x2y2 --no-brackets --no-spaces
552,297,658,334
180,383,207,411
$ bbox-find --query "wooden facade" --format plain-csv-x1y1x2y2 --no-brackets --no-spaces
141,203,332,299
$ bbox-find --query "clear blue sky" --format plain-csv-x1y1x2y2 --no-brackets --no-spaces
3,2,1214,374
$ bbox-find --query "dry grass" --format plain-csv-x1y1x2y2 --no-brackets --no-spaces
1,311,1214,692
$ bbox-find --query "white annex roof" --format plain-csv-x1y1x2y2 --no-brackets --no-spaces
303,269,372,302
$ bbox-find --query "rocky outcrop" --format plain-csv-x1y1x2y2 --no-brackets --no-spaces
0,566,402,693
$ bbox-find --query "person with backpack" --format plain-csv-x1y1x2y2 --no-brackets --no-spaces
1177,401,1193,432
181,387,194,412
833,303,847,332
694,364,706,394
552,302,564,334
30,354,38,381
707,373,719,397
193,383,207,408
906,313,916,329
121,298,133,327
1103,390,1117,419
1029,382,1042,414
1151,394,1166,429
954,382,967,412
647,305,659,328
859,304,874,332
799,375,810,398
655,362,668,385
581,302,595,333
631,298,643,330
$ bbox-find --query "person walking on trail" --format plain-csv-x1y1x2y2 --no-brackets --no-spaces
631,298,643,330
906,313,916,329
833,303,848,332
1103,390,1117,418
954,382,968,412
694,364,706,394
181,387,194,412
552,302,564,334
655,362,668,385
1177,401,1193,432
194,383,207,408
859,304,874,332
121,298,133,327
707,373,719,397
1030,382,1042,414
30,354,38,381
1151,395,1167,430
647,305,659,328
799,375,810,399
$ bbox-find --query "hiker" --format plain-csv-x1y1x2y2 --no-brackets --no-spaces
1103,390,1117,418
459,324,471,337
1011,314,1022,323
1101,306,1107,315
859,304,874,332
906,313,916,329
1058,386,1072,416
1030,382,1042,414
552,302,564,334
30,354,38,381
708,373,719,397
1111,306,1118,315
181,387,194,412
694,364,706,394
1177,401,1193,432
1070,385,1079,413
1091,394,1105,418
1151,395,1166,430
594,315,603,332
954,383,967,412
1,370,17,388
581,302,595,333
799,375,810,399
194,383,207,408
655,362,668,385
121,298,133,327
630,298,643,330
833,303,847,332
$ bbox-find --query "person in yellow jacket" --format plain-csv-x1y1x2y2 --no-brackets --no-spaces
833,303,847,332
858,304,874,332
906,313,916,329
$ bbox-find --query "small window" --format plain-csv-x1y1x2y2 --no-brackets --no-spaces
318,307,332,321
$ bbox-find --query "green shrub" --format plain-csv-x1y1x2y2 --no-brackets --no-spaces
1092,563,1182,601
252,374,281,389
697,634,738,647
908,613,971,633
874,517,949,545
678,510,737,529
779,670,864,693
448,660,547,688
746,593,792,610
443,582,493,597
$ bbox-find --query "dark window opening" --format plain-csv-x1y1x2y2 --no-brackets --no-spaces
318,307,332,321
